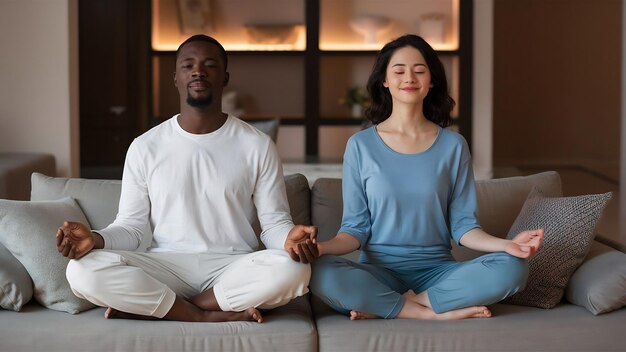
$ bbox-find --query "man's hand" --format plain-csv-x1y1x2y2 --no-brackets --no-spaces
284,225,319,264
56,221,96,259
505,229,544,259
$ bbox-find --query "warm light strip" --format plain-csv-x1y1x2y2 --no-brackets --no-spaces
152,43,306,51
319,43,459,51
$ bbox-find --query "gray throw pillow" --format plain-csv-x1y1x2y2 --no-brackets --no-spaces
566,241,626,315
503,189,612,309
0,243,33,311
0,197,96,314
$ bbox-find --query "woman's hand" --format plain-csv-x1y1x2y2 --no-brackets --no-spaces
284,225,319,264
505,229,545,259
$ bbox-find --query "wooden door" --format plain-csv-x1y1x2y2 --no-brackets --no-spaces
79,0,149,178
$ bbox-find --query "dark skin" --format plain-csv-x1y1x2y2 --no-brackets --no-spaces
56,40,319,323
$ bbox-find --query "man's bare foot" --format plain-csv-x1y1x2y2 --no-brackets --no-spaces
105,307,156,320
349,310,379,320
105,306,263,323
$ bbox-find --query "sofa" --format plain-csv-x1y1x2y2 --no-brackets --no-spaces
0,171,625,352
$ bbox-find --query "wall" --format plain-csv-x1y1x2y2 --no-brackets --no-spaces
0,0,79,177
493,0,621,175
472,0,493,180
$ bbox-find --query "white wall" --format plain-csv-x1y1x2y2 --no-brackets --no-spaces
0,0,79,177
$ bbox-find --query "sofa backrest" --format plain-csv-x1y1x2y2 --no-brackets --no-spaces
310,171,562,260
30,172,311,249
31,173,122,230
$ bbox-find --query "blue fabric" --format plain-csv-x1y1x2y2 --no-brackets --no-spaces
310,126,527,318
311,252,528,316
339,126,480,270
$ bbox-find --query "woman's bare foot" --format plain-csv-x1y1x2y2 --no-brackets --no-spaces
349,310,380,320
401,289,491,320
433,305,491,320
105,306,263,323
397,297,491,320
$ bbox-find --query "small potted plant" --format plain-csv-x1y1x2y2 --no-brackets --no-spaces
340,86,370,118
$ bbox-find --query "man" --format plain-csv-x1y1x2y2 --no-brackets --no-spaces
56,34,318,323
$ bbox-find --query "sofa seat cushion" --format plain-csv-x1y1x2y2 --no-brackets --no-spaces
0,296,317,352
311,296,626,352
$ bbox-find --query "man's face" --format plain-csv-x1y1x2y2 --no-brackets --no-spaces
174,41,229,108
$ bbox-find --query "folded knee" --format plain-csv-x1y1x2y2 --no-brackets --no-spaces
487,255,529,298
255,252,311,299
66,251,122,297
66,258,99,296
310,255,344,292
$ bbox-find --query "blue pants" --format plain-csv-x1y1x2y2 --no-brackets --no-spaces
310,252,528,318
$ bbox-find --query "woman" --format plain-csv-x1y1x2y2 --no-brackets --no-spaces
309,34,543,320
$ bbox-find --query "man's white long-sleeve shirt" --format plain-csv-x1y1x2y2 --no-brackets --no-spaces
96,115,294,254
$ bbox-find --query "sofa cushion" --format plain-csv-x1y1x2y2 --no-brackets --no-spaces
503,189,612,309
0,243,32,311
474,171,562,237
31,173,122,231
310,178,360,262
566,241,626,315
284,173,311,226
0,197,95,313
0,296,317,352
312,294,626,352
250,173,310,249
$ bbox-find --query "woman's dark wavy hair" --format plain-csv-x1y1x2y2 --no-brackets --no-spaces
365,34,455,127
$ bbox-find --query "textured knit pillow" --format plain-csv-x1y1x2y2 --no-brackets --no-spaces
502,189,612,309
0,197,96,314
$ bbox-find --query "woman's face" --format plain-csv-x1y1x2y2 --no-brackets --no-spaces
383,46,432,106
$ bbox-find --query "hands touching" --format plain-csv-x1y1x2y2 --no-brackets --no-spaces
505,229,544,259
284,225,319,264
56,221,99,259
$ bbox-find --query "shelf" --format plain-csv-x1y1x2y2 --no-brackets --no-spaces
152,0,306,51
149,0,471,162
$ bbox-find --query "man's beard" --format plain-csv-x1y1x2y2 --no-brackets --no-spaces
186,93,212,108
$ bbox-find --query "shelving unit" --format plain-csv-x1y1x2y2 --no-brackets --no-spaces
150,0,472,162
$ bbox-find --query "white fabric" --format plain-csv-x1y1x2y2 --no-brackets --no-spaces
66,249,310,317
213,249,311,311
96,115,294,253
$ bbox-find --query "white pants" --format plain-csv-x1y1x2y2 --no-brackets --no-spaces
66,249,310,318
